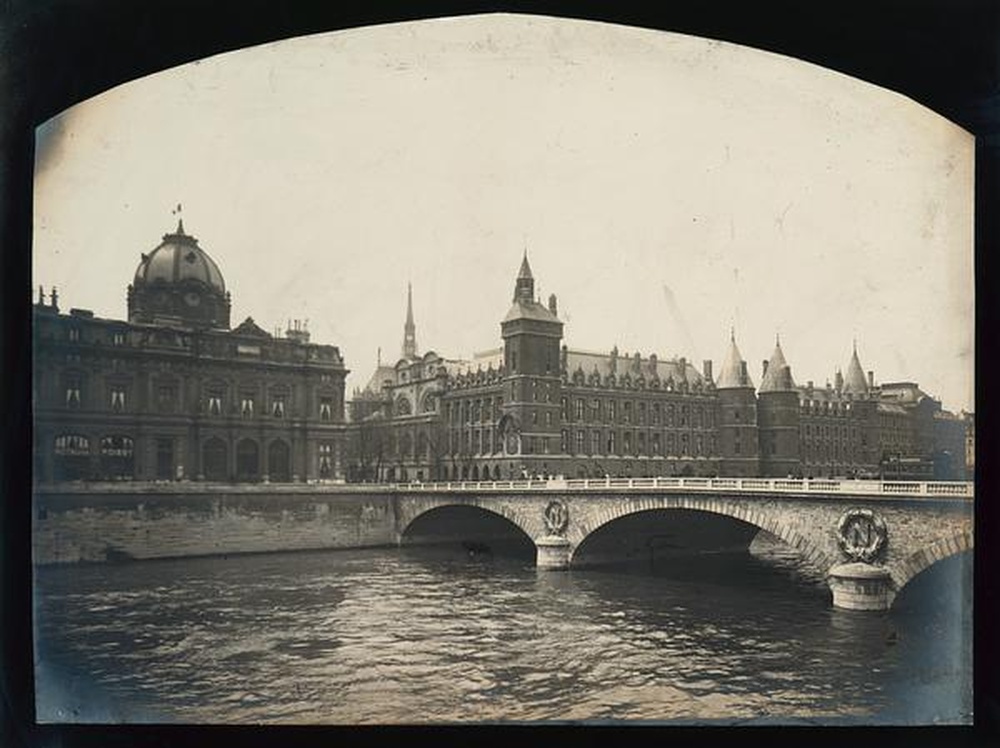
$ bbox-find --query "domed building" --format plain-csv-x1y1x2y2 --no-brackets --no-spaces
127,220,231,329
33,218,348,484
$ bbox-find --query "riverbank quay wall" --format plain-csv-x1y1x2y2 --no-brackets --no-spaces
33,484,399,564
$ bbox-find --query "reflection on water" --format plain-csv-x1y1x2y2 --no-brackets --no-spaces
33,534,971,724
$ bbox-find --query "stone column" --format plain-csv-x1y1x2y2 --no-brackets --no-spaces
827,562,895,611
535,535,571,571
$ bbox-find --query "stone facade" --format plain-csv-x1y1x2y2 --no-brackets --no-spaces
33,221,349,485
348,258,969,482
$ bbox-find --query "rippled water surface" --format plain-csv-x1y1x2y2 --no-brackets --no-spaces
34,537,971,724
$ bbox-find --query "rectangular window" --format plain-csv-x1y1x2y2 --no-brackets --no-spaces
319,398,332,421
66,387,81,408
110,387,126,412
272,396,285,418
112,331,126,346
208,395,222,416
68,327,80,342
241,397,255,418
577,430,585,454
592,430,600,455
576,399,584,419
156,385,177,413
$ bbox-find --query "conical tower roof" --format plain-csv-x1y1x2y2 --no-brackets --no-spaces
843,341,868,396
517,251,533,280
758,336,796,393
716,330,753,389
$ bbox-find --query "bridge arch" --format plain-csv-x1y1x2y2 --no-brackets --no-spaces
567,497,837,574
397,498,545,548
890,530,974,597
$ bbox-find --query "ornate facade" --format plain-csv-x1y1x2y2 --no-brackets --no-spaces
33,221,349,484
348,257,968,482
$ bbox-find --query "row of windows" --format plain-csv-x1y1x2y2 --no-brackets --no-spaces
561,398,714,428
46,432,339,481
53,380,340,420
561,429,716,457
58,327,127,346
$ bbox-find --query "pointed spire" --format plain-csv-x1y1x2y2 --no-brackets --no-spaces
402,282,417,359
759,336,796,393
716,329,753,389
844,340,869,395
518,250,533,280
513,251,535,302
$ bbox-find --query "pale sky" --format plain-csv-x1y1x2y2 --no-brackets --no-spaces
32,13,974,411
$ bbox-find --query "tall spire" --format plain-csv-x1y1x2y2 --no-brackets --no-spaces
402,282,417,358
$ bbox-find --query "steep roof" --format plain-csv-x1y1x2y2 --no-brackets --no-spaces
758,338,796,393
564,349,702,385
716,332,753,389
843,343,869,396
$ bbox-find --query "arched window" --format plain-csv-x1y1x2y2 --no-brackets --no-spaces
268,440,291,482
203,438,228,481
236,439,260,482
54,434,91,481
395,396,412,417
99,435,134,480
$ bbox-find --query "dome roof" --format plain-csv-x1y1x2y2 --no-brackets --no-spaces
133,220,225,294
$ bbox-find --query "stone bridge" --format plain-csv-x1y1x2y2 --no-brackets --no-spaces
392,477,974,611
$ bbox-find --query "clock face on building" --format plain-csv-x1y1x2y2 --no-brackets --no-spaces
184,292,201,307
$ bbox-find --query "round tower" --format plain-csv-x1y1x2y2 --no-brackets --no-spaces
714,330,760,477
757,336,802,477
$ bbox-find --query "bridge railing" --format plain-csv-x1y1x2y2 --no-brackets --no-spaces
387,477,972,499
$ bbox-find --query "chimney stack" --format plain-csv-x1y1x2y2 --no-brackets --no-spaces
762,359,769,377
548,293,557,316
703,359,713,381
868,370,874,389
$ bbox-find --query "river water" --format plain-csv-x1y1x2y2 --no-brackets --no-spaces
33,534,971,725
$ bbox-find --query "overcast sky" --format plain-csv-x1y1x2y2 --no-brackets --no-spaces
32,13,974,411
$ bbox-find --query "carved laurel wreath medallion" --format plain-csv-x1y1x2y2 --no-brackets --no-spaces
837,508,888,563
543,500,569,536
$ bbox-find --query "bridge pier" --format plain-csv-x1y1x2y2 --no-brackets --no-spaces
827,563,895,611
535,535,572,571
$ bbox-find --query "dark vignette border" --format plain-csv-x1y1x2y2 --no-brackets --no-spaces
2,2,997,747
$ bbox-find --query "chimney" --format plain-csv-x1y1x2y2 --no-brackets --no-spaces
50,287,59,312
740,361,748,384
703,359,713,381
762,359,769,377
835,370,844,391
548,293,557,316
868,370,874,389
